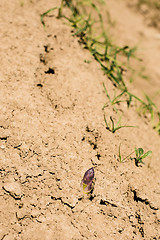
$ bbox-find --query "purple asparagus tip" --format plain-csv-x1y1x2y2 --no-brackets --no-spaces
81,167,94,193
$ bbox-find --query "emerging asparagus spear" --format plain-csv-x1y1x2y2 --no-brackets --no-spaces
81,167,94,194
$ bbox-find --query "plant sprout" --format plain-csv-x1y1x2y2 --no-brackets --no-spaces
133,147,152,166
104,114,136,133
81,167,94,194
118,145,152,166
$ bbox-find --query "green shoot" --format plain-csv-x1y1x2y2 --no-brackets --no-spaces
118,144,134,163
58,0,64,19
103,83,127,107
133,147,152,166
118,145,152,166
137,94,157,122
104,115,136,133
40,7,58,27
41,0,160,135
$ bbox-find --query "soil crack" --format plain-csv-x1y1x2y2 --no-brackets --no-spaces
51,196,77,209
132,189,159,210
100,199,117,207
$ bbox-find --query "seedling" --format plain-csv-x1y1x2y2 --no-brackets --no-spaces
118,145,152,166
41,0,160,135
102,83,127,111
81,167,94,194
137,94,157,122
104,114,136,133
133,147,152,166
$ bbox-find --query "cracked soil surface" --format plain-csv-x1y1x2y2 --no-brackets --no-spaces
0,0,160,239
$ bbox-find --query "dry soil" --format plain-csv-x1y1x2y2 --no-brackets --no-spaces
0,0,160,239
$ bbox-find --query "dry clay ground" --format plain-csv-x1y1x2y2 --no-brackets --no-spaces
0,0,160,239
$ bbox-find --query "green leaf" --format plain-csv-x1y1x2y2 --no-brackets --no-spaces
110,116,115,131
141,151,152,160
145,94,156,108
41,7,57,27
103,83,112,103
113,125,137,133
135,147,138,157
138,148,144,157
104,114,109,129
119,144,122,162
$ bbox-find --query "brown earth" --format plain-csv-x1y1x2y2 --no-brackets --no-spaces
0,0,160,239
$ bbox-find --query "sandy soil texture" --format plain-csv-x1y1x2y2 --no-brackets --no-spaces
0,0,160,239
